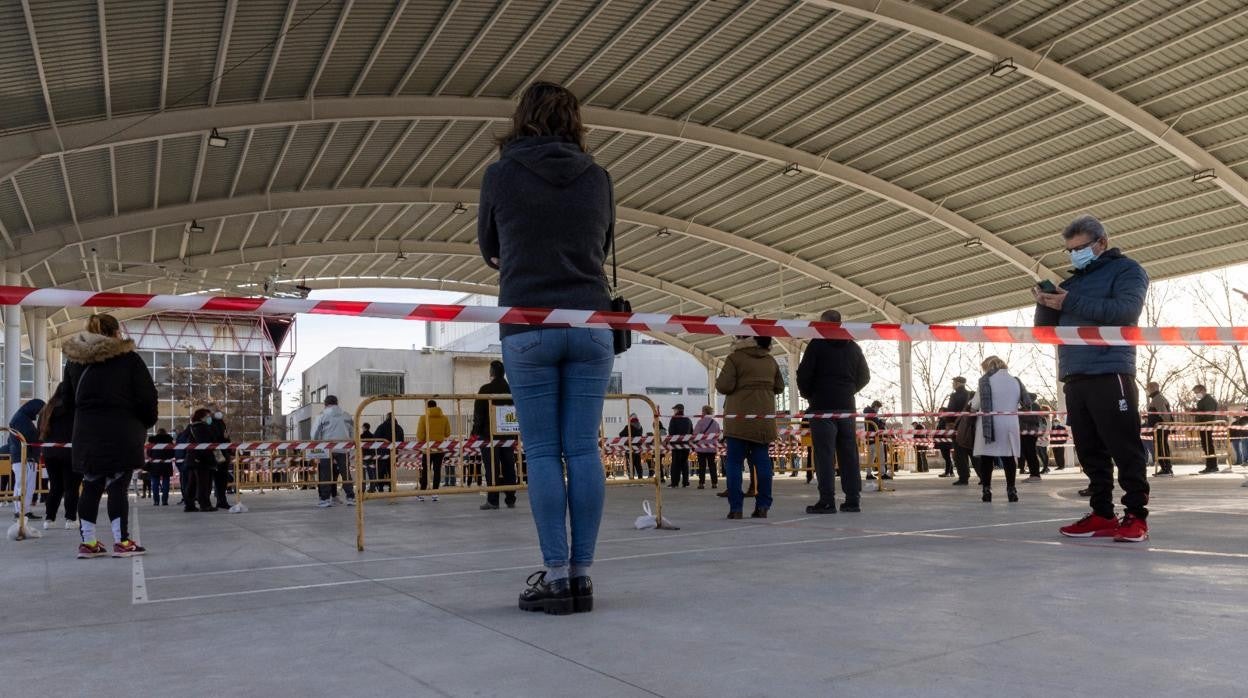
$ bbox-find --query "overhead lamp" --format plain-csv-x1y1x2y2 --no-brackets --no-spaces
818,282,835,290
451,202,468,215
395,249,408,262
989,58,1017,78
208,128,228,148
295,284,312,299
963,238,983,249
782,163,801,177
1192,169,1217,183
188,220,205,234
655,227,671,238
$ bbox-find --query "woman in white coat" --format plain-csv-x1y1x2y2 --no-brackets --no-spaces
969,356,1025,503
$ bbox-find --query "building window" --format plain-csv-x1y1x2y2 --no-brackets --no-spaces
360,372,405,397
687,388,707,396
645,387,683,396
607,372,623,394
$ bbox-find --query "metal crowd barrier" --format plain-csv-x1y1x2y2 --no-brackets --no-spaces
353,393,666,551
1,429,38,540
1153,421,1234,473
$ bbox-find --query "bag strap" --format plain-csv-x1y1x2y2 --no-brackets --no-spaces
607,170,618,293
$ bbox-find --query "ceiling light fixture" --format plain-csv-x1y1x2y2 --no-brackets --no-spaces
963,238,983,249
818,282,835,290
208,128,228,148
1192,169,1216,183
989,57,1017,77
782,163,801,177
451,202,468,215
655,227,671,238
395,249,408,262
188,220,205,234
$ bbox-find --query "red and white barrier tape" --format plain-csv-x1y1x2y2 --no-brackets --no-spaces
5,285,1247,346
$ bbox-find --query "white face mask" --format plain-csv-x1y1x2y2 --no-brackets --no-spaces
213,412,223,420
1194,392,1206,400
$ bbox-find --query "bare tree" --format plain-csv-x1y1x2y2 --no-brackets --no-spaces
1182,270,1248,407
170,349,272,439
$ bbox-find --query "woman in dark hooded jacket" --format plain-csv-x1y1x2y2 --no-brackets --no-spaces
62,314,158,558
38,382,80,528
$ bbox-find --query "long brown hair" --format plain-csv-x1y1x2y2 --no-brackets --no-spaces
87,313,121,337
498,82,587,152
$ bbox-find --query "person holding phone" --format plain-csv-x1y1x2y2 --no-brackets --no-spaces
1033,215,1151,543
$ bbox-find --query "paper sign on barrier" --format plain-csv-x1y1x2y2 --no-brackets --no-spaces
494,405,521,434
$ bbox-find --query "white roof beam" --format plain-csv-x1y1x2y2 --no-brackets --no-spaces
393,0,461,95
332,120,379,189
351,0,409,97
159,0,173,109
307,0,354,99
19,0,62,148
209,0,238,107
435,0,513,95
798,0,1248,211
96,0,112,118
260,0,298,101
584,0,713,105
510,0,611,97
12,186,910,322
472,0,561,97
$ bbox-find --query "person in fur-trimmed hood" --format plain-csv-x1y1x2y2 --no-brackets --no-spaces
62,314,159,559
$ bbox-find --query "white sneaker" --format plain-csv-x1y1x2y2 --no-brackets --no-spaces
65,518,77,530
415,496,424,502
345,498,356,507
332,496,343,505
317,499,333,508
43,520,51,530
431,495,438,502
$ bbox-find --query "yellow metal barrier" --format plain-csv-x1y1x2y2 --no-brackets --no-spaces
1154,421,1233,472
352,393,665,551
1,428,36,540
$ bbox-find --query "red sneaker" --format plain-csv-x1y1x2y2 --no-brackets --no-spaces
76,541,108,559
112,540,147,558
1059,513,1119,538
1113,514,1149,543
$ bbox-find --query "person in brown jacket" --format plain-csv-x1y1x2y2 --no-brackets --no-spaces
716,336,785,519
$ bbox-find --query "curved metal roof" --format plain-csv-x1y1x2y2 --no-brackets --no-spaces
3,0,1247,360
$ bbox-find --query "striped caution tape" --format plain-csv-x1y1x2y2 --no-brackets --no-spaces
4,284,1247,346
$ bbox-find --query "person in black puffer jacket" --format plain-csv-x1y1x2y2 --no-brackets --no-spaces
183,409,220,512
38,382,80,528
62,314,158,558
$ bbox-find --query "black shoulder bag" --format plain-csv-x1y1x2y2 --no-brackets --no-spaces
607,173,631,355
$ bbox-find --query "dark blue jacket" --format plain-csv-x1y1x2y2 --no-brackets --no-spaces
7,398,45,463
477,136,614,339
1050,249,1148,380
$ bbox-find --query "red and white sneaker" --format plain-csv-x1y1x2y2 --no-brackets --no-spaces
77,541,108,559
1059,513,1119,538
1113,514,1149,543
112,540,147,558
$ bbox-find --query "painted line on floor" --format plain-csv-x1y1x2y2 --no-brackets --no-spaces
146,514,823,581
131,500,148,605
900,530,1248,559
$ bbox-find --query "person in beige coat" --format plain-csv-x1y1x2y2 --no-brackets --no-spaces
716,336,785,519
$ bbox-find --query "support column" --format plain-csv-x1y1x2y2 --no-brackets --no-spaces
49,344,63,384
898,340,914,418
4,262,22,417
31,310,48,399
707,360,718,409
786,341,801,416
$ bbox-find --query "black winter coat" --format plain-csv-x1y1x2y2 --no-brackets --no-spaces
472,377,513,438
62,332,159,475
938,388,972,428
185,422,219,470
374,418,405,443
796,339,870,411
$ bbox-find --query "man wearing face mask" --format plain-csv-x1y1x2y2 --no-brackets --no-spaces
1034,215,1151,543
1190,384,1220,474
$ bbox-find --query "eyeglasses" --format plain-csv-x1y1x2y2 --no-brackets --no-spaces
1063,240,1098,254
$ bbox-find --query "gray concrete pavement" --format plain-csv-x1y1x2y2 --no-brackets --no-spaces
3,466,1247,697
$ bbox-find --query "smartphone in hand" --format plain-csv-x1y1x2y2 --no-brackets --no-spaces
1036,279,1059,294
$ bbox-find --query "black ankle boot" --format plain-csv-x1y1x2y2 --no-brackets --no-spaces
571,575,593,613
518,572,574,615
1007,488,1019,503
982,487,992,503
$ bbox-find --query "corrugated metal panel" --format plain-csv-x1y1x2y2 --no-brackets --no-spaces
103,0,165,115
336,119,409,188
196,128,247,201
399,0,497,96
629,150,738,213
166,0,226,109
439,0,549,97
314,0,396,97
230,126,290,195
562,0,692,97
405,121,482,185
217,1,288,104
360,0,448,95
114,141,157,213
158,134,200,206
0,181,31,237
17,158,71,230
995,0,1116,50
433,131,497,186
267,0,345,100
0,1,47,131
370,120,453,186
475,0,601,98
270,122,334,191
303,120,373,189
30,0,107,123
65,148,113,222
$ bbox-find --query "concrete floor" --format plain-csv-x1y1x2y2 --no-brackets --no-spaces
3,464,1248,697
